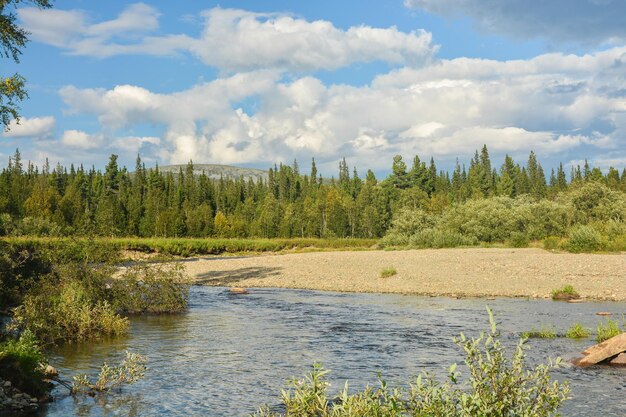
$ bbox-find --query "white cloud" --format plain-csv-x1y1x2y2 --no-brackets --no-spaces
55,46,626,172
61,130,103,149
19,5,437,72
404,0,626,45
3,116,55,138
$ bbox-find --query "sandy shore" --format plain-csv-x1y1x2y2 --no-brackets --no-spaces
184,248,626,300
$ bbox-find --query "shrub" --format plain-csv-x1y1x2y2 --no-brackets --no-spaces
0,331,49,397
15,217,64,237
379,267,397,278
508,231,530,248
551,285,580,301
10,264,129,345
596,318,621,343
72,351,147,394
566,323,590,339
542,236,562,251
564,225,606,253
111,263,189,314
522,324,557,339
255,308,569,417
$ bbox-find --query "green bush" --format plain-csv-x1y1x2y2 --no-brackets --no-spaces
596,318,621,343
0,331,49,397
111,264,189,314
542,236,562,251
566,323,590,339
551,284,580,301
565,225,606,253
255,308,569,417
522,324,557,339
508,231,530,248
10,264,129,345
379,267,397,278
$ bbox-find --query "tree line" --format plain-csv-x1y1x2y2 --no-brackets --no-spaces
0,146,624,239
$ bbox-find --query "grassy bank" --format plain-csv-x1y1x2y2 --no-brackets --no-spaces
1,237,378,258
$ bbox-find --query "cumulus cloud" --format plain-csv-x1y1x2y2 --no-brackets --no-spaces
61,130,103,149
19,5,437,71
55,46,626,172
404,0,626,45
3,116,55,138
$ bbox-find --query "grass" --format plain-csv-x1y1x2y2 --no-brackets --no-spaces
596,318,621,343
566,323,590,339
551,284,580,301
379,267,397,278
522,324,557,339
1,236,378,259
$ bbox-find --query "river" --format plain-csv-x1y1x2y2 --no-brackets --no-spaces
41,286,626,416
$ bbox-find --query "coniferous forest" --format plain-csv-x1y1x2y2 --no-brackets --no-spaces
1,146,625,251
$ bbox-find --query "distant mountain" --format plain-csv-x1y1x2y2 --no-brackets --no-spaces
157,164,268,182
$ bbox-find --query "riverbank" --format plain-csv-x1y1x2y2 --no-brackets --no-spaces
186,248,626,300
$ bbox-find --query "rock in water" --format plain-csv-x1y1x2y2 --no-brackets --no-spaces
609,352,626,366
229,287,249,295
575,333,626,367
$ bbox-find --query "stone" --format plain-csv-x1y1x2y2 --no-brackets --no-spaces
3,381,10,388
596,312,612,316
43,365,59,378
229,287,249,295
575,333,626,367
609,352,626,366
567,299,584,303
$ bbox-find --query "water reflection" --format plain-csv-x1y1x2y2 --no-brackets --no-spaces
41,287,626,416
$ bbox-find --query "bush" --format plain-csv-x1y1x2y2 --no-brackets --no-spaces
15,217,64,237
72,351,147,394
596,318,621,343
10,264,129,345
564,226,606,253
0,331,49,397
566,323,590,339
111,264,189,314
551,285,580,301
508,231,530,248
255,308,569,416
542,236,562,251
379,267,397,278
522,324,557,339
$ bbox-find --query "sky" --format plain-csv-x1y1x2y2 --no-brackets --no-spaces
1,0,625,177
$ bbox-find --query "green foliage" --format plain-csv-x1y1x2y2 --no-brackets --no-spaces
522,325,557,339
596,318,621,343
0,331,49,397
508,231,530,248
255,308,569,416
72,351,147,394
542,236,562,251
111,263,189,314
10,264,129,345
564,225,606,253
379,267,397,278
566,323,590,339
551,285,580,301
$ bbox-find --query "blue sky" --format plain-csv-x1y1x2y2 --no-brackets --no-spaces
2,0,625,176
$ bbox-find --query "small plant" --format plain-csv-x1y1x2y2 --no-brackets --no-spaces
566,323,590,339
596,318,621,343
255,308,570,416
551,285,580,301
72,351,147,394
508,232,530,248
522,324,557,339
542,236,561,251
379,267,397,278
0,331,49,397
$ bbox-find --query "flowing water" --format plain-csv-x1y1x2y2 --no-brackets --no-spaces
40,287,626,416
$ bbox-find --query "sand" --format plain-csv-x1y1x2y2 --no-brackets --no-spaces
183,248,626,300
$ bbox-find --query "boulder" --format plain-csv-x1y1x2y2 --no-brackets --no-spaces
43,365,58,378
229,287,249,295
609,353,626,366
574,333,626,367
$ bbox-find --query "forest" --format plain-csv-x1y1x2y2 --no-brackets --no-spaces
1,145,625,243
